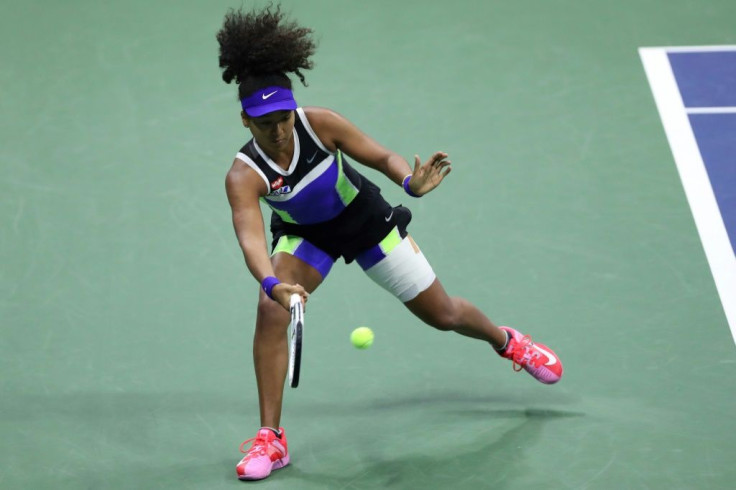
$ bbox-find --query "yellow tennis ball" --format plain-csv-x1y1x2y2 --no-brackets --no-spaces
350,327,374,349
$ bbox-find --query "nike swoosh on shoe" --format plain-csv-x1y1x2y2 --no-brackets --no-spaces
534,345,557,366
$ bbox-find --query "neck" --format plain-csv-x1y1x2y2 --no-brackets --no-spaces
258,136,295,170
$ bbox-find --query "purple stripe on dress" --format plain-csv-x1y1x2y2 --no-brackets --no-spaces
266,159,344,224
355,244,386,271
294,239,335,278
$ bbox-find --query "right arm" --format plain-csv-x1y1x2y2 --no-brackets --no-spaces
225,160,307,311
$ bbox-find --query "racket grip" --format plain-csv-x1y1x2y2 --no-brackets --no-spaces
290,293,302,308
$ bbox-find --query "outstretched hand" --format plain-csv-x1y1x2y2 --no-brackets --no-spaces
407,152,452,196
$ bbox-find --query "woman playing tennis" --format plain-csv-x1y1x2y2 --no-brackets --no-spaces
218,5,563,481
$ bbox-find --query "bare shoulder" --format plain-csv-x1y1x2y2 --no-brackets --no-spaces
302,106,351,151
302,105,342,122
225,158,248,188
225,158,265,201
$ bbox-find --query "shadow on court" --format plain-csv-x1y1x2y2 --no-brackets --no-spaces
1,390,583,489
363,389,579,411
271,390,585,489
279,407,583,489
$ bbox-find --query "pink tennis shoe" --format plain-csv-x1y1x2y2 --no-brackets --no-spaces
499,327,563,384
236,427,290,481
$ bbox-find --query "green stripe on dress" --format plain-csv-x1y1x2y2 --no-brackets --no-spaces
262,197,297,224
334,151,359,206
378,227,402,255
273,235,303,255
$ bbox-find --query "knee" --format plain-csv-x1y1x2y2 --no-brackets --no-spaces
424,298,462,332
255,295,289,331
427,314,458,332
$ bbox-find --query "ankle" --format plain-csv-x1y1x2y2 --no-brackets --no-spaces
261,427,281,438
492,329,511,353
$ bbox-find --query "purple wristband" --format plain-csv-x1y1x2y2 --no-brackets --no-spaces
261,276,280,299
402,175,420,198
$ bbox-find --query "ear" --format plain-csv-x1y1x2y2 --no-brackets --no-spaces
241,111,250,128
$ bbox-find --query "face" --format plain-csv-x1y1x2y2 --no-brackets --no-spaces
242,110,295,153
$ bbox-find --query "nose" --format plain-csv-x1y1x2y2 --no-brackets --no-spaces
275,121,287,136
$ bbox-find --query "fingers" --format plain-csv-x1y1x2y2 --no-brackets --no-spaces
426,152,449,170
293,283,309,304
432,151,448,161
433,159,451,170
430,158,451,177
412,152,450,183
282,283,308,311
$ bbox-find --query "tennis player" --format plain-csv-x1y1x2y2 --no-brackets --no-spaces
218,5,563,481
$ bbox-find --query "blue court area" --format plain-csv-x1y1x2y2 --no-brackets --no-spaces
688,113,736,255
669,51,736,107
670,50,736,255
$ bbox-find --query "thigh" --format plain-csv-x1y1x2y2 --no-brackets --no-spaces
272,234,335,285
256,252,324,327
257,235,332,324
357,229,436,302
271,251,325,294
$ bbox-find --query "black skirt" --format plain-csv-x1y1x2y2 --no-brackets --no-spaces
270,176,412,264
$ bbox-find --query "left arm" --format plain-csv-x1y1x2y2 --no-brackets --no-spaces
303,106,451,196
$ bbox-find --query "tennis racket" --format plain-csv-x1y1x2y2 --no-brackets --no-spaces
288,293,304,388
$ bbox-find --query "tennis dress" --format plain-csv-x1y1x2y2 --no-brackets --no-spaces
235,108,411,271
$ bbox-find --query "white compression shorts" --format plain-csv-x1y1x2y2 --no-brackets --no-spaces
354,228,436,302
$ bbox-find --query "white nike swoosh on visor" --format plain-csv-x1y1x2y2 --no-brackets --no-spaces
262,90,278,100
534,345,557,366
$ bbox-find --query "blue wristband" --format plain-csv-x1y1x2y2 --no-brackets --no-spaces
261,276,281,299
402,175,420,198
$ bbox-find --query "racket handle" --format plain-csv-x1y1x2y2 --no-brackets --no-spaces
290,293,302,308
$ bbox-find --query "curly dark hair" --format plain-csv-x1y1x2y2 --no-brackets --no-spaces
216,4,316,100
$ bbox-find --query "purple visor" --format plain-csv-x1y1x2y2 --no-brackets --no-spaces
241,86,298,117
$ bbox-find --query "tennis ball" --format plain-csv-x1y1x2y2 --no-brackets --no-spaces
350,327,374,349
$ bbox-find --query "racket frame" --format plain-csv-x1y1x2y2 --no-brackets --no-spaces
288,294,303,388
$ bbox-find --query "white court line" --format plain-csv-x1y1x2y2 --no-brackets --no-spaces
650,45,736,53
639,46,736,345
686,107,736,114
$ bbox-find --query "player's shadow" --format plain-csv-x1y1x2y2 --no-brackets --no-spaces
277,407,582,489
295,387,579,418
279,390,583,489
365,389,578,411
4,390,582,488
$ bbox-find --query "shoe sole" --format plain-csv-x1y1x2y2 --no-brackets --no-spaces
237,455,290,481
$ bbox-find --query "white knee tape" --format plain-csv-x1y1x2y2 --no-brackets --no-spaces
363,236,436,302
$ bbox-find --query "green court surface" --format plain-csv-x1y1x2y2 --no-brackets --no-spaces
2,1,735,488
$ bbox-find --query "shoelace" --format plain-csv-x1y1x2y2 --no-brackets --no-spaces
509,335,543,371
240,435,268,458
